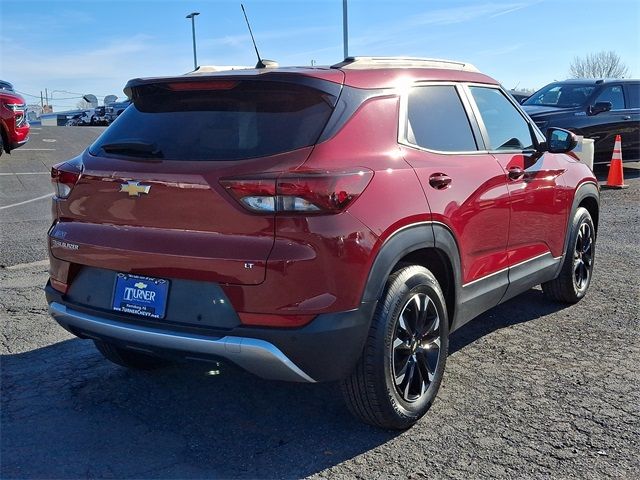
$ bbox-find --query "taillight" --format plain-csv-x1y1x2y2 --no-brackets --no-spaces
14,111,26,127
166,81,239,91
220,169,374,214
51,161,83,198
3,101,27,127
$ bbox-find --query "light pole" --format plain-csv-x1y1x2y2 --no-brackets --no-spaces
342,0,348,59
186,12,200,70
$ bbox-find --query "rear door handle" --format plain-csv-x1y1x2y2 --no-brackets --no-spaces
622,115,631,120
429,173,452,190
508,166,525,180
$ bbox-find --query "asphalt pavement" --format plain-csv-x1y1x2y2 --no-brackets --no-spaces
1,127,639,479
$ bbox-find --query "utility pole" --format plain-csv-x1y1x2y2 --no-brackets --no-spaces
45,88,49,107
40,91,44,108
342,0,349,59
186,12,200,70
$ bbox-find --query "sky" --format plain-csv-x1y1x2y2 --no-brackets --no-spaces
1,0,639,111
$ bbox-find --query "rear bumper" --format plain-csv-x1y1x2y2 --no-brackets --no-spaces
46,283,376,383
49,301,315,382
10,137,29,149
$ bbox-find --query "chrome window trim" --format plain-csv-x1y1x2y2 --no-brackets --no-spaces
397,80,546,156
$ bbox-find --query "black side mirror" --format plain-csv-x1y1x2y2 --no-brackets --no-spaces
545,127,578,153
589,101,612,115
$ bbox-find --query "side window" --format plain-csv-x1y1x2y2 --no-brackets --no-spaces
469,87,534,151
407,85,477,152
625,83,640,109
594,85,625,110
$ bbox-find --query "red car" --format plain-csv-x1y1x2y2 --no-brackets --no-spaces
0,81,29,155
46,57,599,429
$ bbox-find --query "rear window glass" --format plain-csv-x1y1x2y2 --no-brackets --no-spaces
626,83,640,109
89,81,335,161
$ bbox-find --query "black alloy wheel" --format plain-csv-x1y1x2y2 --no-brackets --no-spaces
342,265,448,429
392,293,441,402
543,207,596,303
573,221,594,292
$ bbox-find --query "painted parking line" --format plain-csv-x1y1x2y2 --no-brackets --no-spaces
0,193,53,210
0,172,50,176
13,148,56,151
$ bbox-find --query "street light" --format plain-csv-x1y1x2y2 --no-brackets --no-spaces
186,12,200,70
342,0,348,59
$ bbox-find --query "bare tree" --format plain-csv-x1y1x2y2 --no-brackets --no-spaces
76,99,92,110
569,51,629,79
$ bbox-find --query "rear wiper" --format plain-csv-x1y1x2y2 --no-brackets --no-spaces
100,141,163,158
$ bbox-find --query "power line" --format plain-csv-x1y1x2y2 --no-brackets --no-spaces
15,90,44,99
16,89,112,100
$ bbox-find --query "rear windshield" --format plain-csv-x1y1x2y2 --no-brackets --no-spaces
89,80,335,161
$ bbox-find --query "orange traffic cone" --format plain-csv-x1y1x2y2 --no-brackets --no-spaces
602,134,628,189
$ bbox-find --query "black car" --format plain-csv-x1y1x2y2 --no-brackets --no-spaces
508,90,530,104
105,100,131,123
522,79,640,164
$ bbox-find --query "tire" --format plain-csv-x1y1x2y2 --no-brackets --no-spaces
542,207,596,303
93,340,170,370
341,265,449,430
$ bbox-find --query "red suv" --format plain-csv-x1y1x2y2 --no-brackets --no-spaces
46,57,599,429
0,81,29,156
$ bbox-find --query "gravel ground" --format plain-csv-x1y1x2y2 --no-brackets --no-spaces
1,128,639,479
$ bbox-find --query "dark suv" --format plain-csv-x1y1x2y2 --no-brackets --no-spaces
522,79,640,164
46,57,599,429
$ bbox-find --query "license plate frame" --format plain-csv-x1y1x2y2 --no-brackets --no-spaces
112,273,170,319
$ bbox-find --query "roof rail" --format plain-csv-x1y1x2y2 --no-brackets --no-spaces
186,65,253,75
331,56,479,72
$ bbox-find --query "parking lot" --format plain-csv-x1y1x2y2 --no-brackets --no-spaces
1,127,639,479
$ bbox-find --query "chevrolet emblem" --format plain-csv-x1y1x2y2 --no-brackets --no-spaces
120,181,151,197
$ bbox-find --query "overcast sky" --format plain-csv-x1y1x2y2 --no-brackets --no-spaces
1,0,639,110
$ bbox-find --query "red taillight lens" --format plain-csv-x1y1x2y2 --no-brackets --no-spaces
166,81,239,91
3,100,27,127
51,161,82,198
220,169,374,214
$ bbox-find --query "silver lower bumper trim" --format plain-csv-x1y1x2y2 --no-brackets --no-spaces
49,302,315,383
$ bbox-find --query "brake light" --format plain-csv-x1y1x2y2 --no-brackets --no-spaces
166,81,239,91
220,169,374,214
51,161,83,198
3,100,27,127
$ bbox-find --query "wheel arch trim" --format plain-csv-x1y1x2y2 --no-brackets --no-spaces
566,181,599,246
361,221,463,322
